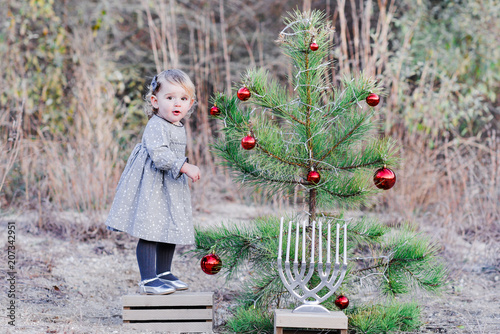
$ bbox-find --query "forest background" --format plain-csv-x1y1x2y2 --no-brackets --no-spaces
0,0,499,333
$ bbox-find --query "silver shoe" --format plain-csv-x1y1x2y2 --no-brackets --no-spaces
138,277,176,295
157,271,189,291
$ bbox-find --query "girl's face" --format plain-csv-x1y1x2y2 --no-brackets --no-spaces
151,81,194,125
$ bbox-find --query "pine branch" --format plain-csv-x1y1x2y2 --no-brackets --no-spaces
277,108,306,125
317,112,369,162
256,142,308,168
217,143,305,187
323,75,378,118
243,68,306,125
318,137,399,173
321,159,384,171
351,225,447,296
402,266,441,288
351,257,424,275
312,168,377,208
223,307,274,334
212,92,310,178
323,188,363,199
347,301,422,333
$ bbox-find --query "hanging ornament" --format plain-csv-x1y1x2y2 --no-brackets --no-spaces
200,253,222,275
335,295,349,310
241,135,256,150
210,105,220,116
307,170,321,184
309,40,319,51
366,93,380,107
373,167,396,190
237,87,251,101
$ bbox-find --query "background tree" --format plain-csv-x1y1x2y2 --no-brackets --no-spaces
195,10,446,333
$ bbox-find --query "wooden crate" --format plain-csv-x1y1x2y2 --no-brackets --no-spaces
122,292,214,333
274,309,348,334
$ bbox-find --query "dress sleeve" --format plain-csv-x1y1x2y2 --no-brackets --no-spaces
143,119,187,179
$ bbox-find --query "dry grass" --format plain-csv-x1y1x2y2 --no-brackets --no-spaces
0,0,497,250
381,132,500,245
13,31,126,214
0,105,23,199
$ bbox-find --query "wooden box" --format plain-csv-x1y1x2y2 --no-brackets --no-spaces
122,292,214,333
274,309,348,334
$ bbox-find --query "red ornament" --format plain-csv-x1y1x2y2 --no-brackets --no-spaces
309,41,319,51
237,87,251,101
307,170,321,184
366,93,380,107
335,295,349,310
210,105,220,116
241,135,256,150
200,253,222,275
373,167,396,190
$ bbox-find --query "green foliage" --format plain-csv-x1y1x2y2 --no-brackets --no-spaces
347,300,421,334
392,0,500,137
1,0,147,138
340,222,447,302
222,307,274,334
195,215,445,328
1,0,70,134
380,226,447,296
0,0,147,208
222,301,421,334
211,10,399,212
194,216,283,281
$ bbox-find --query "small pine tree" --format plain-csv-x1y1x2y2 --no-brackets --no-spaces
196,10,446,333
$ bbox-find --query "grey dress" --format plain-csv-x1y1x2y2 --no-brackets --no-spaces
105,114,194,244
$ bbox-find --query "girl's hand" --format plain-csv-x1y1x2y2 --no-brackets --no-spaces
180,162,201,182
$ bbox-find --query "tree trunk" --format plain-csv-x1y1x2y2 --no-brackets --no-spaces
308,188,317,225
303,0,311,13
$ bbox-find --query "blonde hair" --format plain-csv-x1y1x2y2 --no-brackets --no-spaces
144,69,196,118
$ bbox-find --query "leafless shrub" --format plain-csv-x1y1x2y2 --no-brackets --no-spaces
0,105,23,202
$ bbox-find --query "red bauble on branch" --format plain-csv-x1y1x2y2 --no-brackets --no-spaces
241,135,256,150
335,295,349,310
200,253,222,275
309,41,319,51
366,93,380,107
237,87,251,101
307,170,321,184
210,105,220,116
373,167,396,190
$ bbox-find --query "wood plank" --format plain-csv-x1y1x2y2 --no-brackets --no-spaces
123,308,212,321
274,309,348,330
122,292,214,307
123,306,130,322
124,321,213,333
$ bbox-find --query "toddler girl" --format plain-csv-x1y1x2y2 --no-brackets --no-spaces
106,69,201,295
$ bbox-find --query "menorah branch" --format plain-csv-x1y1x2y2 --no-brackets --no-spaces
278,218,348,313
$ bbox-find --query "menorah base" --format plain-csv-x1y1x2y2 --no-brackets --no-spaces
292,303,330,313
274,309,348,334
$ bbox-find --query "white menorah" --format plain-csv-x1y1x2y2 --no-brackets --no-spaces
278,217,348,313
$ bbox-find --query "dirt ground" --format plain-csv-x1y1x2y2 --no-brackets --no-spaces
0,202,498,334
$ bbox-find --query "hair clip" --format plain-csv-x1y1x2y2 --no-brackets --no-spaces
151,75,158,91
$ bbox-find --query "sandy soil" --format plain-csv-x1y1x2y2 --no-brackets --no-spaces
0,202,498,334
